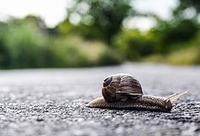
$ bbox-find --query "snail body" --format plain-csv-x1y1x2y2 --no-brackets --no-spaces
87,74,187,112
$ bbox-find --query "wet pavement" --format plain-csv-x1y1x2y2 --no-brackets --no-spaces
0,63,199,136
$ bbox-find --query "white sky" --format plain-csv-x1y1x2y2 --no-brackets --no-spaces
0,0,178,30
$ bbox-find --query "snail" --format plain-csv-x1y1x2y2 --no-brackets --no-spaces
86,74,188,112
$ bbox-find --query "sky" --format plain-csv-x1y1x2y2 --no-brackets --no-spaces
0,0,178,30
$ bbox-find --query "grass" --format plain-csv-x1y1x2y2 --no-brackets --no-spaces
144,46,200,66
46,35,122,67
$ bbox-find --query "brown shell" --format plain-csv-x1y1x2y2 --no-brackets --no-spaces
102,74,143,102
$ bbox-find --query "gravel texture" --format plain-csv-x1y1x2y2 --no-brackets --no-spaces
0,63,199,136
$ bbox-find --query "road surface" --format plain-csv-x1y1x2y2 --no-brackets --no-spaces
0,63,199,136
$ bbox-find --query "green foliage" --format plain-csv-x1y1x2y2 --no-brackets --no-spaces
0,17,123,69
113,30,159,60
167,47,200,65
46,36,122,67
151,19,199,53
174,0,200,17
66,0,134,43
4,22,47,68
55,21,73,35
1,0,200,69
164,20,198,44
145,46,200,66
46,37,90,67
97,49,122,66
0,22,10,68
144,33,200,65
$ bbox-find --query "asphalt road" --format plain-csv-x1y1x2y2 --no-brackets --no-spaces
0,63,199,136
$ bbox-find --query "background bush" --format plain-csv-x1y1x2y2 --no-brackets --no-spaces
4,22,47,68
0,19,122,69
144,32,200,65
0,0,200,68
113,30,159,60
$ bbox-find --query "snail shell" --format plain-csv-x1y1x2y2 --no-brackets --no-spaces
87,74,188,112
102,74,143,102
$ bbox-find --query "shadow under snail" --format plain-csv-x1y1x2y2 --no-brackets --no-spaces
86,74,188,112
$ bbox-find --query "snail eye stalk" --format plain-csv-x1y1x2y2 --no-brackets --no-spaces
103,77,112,87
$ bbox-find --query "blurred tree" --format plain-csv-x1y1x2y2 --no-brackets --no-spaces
0,22,10,68
173,0,200,21
23,15,46,28
4,19,48,68
64,0,135,44
163,19,198,43
150,19,198,53
55,21,73,36
113,29,159,60
22,15,51,36
153,19,198,43
149,0,200,53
